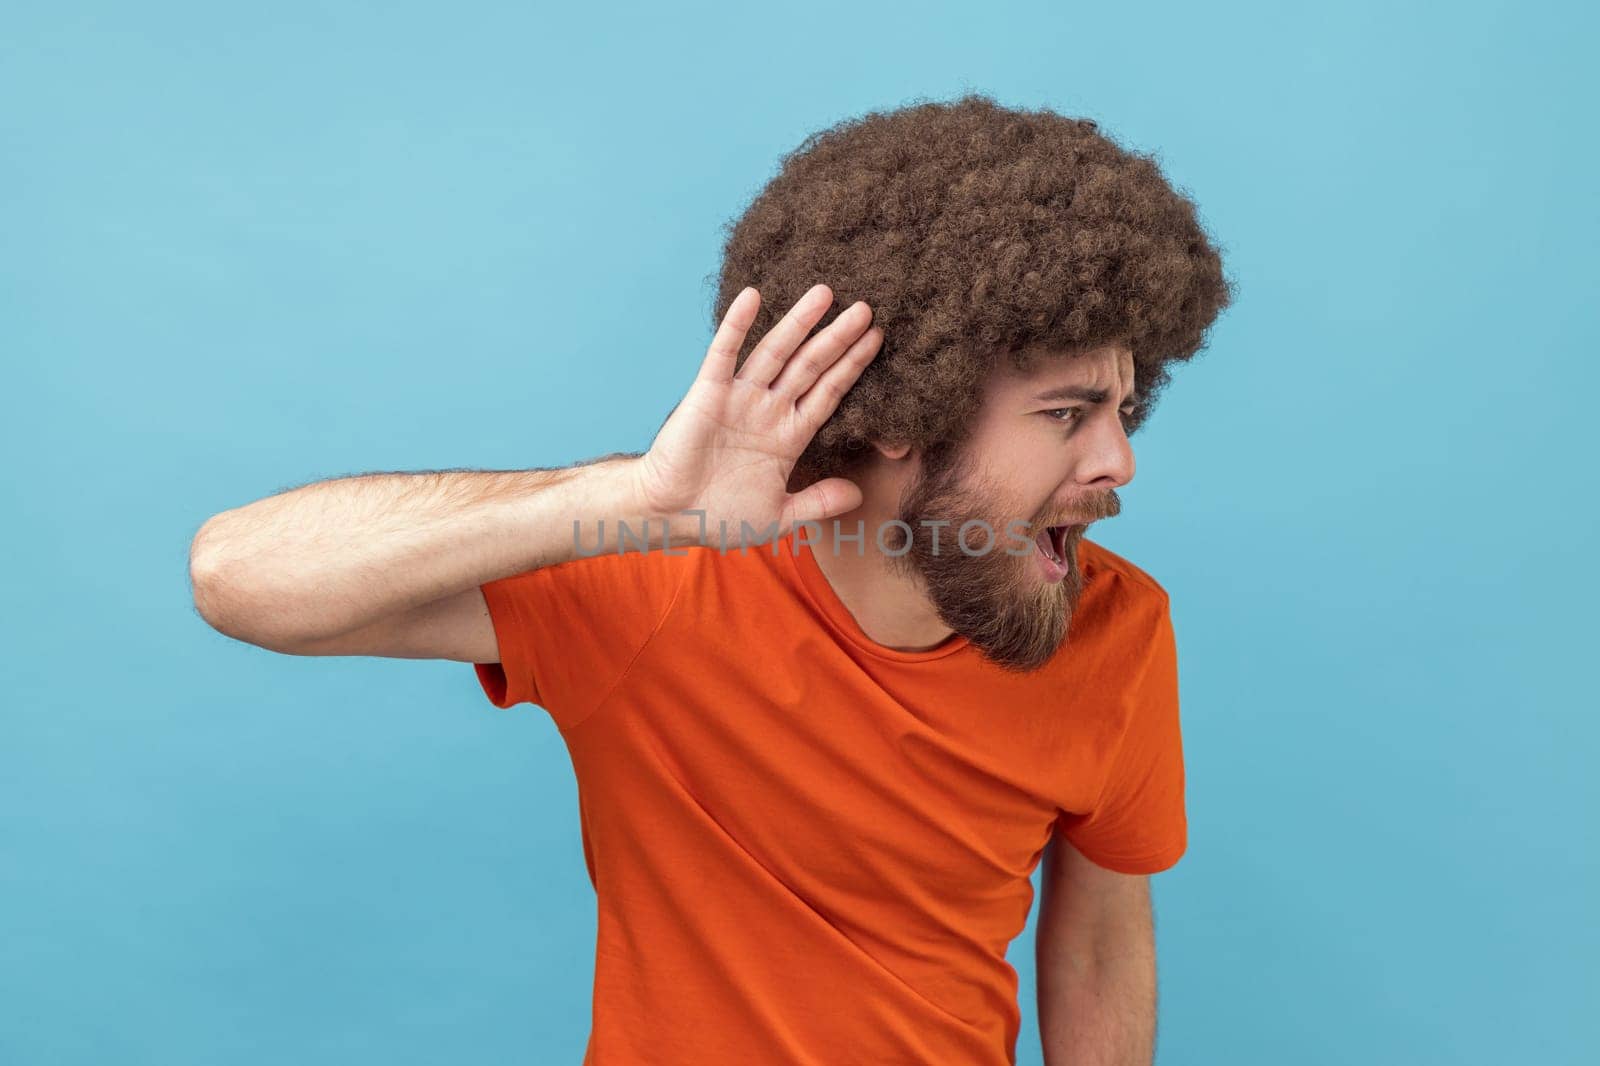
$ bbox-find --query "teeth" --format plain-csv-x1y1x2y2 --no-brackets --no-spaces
1037,526,1064,565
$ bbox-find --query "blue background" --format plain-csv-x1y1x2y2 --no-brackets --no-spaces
4,2,1595,1063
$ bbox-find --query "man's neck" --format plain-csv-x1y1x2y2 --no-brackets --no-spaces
806,509,956,652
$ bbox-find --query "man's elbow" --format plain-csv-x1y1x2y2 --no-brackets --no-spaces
188,521,304,652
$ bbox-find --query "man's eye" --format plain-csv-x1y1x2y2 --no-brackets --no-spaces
1047,405,1141,426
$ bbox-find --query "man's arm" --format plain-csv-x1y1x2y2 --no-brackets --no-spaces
1035,833,1158,1066
186,283,882,660
187,456,661,657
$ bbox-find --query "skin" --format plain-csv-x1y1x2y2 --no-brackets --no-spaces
1037,834,1158,1066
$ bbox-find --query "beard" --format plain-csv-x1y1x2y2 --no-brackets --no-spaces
887,444,1120,672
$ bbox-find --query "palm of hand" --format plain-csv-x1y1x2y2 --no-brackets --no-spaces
635,284,883,548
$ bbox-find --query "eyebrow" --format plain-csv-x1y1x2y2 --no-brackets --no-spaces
1033,384,1142,406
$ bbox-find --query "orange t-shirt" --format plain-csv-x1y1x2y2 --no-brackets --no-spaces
474,529,1186,1065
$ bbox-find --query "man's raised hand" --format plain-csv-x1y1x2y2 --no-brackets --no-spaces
632,283,883,548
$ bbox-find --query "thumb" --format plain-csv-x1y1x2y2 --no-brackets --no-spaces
779,477,863,533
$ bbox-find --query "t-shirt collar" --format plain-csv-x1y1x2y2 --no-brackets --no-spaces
781,530,971,663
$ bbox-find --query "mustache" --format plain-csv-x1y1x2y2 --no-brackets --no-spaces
897,489,1122,536
1038,489,1121,529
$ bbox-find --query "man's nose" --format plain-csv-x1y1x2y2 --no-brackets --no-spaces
1077,416,1136,489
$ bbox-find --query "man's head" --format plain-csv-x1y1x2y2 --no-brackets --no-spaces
715,93,1231,668
872,341,1135,671
714,92,1234,488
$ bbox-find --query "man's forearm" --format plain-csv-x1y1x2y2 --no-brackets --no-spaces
1037,934,1156,1065
188,452,672,649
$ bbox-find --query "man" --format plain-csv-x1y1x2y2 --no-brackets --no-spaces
190,94,1233,1064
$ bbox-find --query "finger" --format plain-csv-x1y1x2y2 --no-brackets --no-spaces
697,286,760,384
780,477,864,531
736,283,833,388
794,326,883,427
768,300,873,399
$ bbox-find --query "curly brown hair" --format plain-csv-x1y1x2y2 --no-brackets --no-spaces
707,92,1235,487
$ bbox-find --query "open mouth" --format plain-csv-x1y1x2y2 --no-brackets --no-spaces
1034,523,1069,567
1032,523,1080,583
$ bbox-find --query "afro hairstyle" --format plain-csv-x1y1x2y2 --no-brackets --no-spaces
707,92,1236,486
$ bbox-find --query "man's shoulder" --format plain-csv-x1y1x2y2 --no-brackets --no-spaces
568,538,782,587
1079,537,1172,611
527,539,716,599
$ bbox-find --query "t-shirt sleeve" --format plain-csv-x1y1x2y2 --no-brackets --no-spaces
1057,589,1188,874
472,546,692,734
